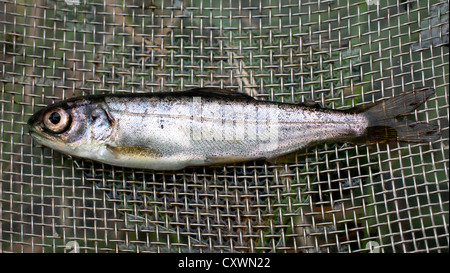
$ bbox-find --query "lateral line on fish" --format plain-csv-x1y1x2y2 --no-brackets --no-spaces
111,111,354,125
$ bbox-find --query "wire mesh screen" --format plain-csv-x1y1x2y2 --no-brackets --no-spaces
0,0,448,253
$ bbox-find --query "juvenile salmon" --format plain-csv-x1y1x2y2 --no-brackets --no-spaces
28,88,439,170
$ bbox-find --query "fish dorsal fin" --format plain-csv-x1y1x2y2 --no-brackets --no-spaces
297,100,322,109
185,88,255,100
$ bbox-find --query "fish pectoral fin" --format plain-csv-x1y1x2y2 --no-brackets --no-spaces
186,87,255,100
106,144,162,158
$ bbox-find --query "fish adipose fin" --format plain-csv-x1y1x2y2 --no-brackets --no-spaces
356,88,440,143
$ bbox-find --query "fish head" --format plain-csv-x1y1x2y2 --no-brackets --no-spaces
28,97,115,157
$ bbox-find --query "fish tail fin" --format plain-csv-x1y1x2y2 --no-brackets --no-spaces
355,88,440,143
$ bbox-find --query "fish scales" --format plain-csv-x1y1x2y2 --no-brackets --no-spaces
104,95,366,168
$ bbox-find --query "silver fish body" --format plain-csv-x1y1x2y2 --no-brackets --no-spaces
28,88,438,170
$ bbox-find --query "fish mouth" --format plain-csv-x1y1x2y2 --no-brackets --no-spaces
28,120,60,146
27,109,47,140
28,112,44,136
28,125,48,144
27,107,46,127
28,119,41,138
28,125,73,155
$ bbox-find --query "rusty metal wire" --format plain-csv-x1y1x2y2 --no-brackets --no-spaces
0,0,448,253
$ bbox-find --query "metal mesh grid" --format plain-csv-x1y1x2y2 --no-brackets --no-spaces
0,0,448,253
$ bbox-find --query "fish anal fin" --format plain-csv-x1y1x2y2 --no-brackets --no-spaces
267,152,300,164
205,156,248,166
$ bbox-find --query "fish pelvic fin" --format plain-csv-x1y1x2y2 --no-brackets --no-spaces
355,88,440,143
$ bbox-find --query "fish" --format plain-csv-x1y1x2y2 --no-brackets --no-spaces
28,87,440,170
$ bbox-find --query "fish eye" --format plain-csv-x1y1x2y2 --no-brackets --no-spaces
43,108,70,133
